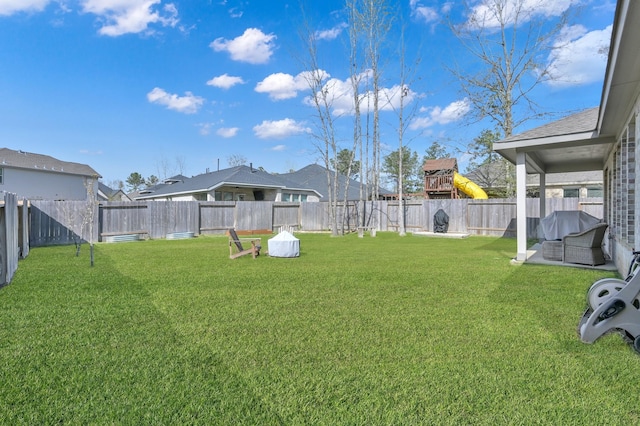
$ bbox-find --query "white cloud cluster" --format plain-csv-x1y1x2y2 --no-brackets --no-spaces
298,71,419,117
311,76,360,116
409,0,439,23
253,118,311,140
147,87,205,114
210,28,276,64
0,0,50,15
255,71,328,101
545,24,612,88
466,0,578,29
216,127,239,138
81,0,178,36
0,0,179,35
314,23,348,41
410,98,471,130
207,73,245,89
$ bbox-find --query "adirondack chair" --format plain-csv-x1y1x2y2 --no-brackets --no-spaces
228,229,261,259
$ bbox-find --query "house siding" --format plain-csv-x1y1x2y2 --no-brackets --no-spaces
3,167,97,201
605,98,639,275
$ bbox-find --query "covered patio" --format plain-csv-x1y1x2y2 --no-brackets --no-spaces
494,108,614,263
493,0,640,273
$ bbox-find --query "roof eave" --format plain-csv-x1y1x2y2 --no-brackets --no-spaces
598,0,640,136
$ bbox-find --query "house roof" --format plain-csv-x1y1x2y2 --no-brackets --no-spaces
98,182,118,198
500,107,599,143
423,158,457,172
280,164,392,201
493,0,638,175
0,147,100,177
493,107,612,174
135,165,321,199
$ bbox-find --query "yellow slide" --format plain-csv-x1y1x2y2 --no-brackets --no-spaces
453,172,488,199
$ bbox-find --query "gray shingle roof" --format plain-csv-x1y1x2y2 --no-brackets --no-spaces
501,107,599,143
281,164,392,201
0,147,100,177
136,165,320,199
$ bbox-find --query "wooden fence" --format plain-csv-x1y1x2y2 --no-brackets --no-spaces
28,198,604,247
0,192,28,286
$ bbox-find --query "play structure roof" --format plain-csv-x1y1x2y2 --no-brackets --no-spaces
423,158,458,172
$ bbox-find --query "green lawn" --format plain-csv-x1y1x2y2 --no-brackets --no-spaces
0,233,638,424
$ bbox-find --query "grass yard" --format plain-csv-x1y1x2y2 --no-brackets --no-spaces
0,232,638,424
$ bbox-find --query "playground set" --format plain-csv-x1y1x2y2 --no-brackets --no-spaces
423,158,488,200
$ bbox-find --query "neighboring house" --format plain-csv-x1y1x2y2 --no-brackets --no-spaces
127,174,188,200
98,182,131,202
526,171,603,198
280,164,393,201
0,148,100,201
135,165,321,202
465,161,603,198
493,0,638,273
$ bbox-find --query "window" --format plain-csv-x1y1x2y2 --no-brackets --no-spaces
587,187,603,198
563,188,579,198
0,167,3,184
214,191,234,201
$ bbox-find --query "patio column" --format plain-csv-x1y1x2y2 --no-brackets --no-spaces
539,171,546,223
516,152,528,261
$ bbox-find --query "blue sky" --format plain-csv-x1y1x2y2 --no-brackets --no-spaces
0,0,616,186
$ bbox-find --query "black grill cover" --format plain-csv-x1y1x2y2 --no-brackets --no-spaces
434,209,449,233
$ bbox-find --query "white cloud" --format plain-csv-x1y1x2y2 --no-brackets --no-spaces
379,85,419,112
216,127,239,138
255,70,328,101
303,76,354,116
271,144,287,151
0,0,50,15
253,118,311,139
206,73,245,89
81,0,179,36
302,71,419,117
198,122,212,135
545,24,612,88
147,87,205,114
314,23,348,41
210,28,276,64
228,7,242,18
466,0,578,29
410,0,439,23
409,98,471,130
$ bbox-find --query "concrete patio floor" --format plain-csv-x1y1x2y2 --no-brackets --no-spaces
523,243,618,272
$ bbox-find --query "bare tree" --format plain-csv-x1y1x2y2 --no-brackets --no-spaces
155,155,188,179
359,0,393,199
81,176,99,266
448,0,570,137
227,154,248,167
346,0,367,232
63,176,99,266
297,10,341,236
386,14,421,236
